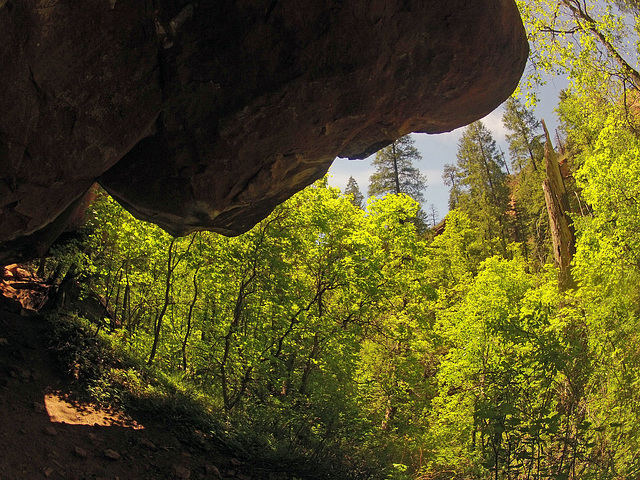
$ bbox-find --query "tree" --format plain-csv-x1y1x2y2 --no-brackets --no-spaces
451,122,509,209
502,96,544,172
368,135,427,203
502,97,550,264
442,163,463,210
446,121,511,255
573,108,640,282
49,152,640,478
147,235,197,365
428,203,439,228
571,111,640,475
517,0,640,103
343,176,365,208
542,121,576,290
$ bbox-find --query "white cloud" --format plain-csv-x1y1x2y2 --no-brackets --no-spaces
327,158,374,191
424,169,445,186
481,107,508,143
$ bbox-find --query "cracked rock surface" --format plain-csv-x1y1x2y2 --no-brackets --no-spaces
0,0,528,261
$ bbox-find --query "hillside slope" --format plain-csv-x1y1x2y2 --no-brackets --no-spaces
0,309,261,480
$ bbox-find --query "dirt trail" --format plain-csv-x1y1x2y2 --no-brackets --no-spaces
0,310,255,480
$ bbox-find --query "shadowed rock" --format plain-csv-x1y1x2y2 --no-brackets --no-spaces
0,0,528,261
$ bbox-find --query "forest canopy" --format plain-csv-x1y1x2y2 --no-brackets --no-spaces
37,1,640,479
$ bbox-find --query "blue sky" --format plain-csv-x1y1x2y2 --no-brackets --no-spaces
327,75,568,223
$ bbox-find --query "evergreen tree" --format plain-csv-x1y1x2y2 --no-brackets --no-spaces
502,96,544,172
447,121,511,254
502,97,550,265
343,176,365,209
442,163,462,210
368,135,427,203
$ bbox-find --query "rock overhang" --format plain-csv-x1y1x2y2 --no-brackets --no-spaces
0,0,528,260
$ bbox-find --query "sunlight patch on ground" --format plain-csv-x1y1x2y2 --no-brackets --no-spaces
44,390,144,429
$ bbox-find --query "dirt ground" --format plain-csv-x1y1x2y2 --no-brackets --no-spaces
0,309,258,480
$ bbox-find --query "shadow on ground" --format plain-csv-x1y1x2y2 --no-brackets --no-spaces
0,311,254,480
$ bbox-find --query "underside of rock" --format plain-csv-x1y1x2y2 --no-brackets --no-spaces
0,0,528,262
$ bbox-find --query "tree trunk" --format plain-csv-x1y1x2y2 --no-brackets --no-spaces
55,264,77,309
148,238,176,365
391,142,401,194
182,267,200,371
541,120,575,291
121,280,130,331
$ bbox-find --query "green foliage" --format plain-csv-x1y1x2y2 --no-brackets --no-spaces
52,181,440,477
368,135,427,203
343,176,365,209
502,96,545,173
444,121,512,256
516,0,639,106
45,312,228,445
47,312,118,382
566,110,640,476
502,97,551,266
47,73,640,480
575,112,640,276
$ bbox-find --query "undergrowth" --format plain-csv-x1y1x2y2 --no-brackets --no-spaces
45,313,236,449
44,312,370,480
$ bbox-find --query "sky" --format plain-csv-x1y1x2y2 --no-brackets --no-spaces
327,75,569,223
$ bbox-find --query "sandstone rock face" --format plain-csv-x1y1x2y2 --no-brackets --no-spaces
0,0,161,261
0,0,528,261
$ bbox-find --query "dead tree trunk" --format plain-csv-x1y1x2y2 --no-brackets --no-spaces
541,120,575,291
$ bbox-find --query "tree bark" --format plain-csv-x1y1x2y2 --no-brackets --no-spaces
541,120,575,290
148,238,176,366
182,267,200,371
392,142,401,194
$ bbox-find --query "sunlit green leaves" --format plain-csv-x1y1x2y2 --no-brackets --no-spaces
516,0,639,106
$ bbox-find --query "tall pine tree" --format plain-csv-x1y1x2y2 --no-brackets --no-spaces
343,176,365,209
502,97,550,265
502,97,544,172
444,121,511,255
368,135,427,203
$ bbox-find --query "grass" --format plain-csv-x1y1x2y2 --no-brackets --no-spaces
43,312,370,479
45,312,232,452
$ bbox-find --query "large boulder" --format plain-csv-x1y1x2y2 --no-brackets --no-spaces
0,0,528,261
